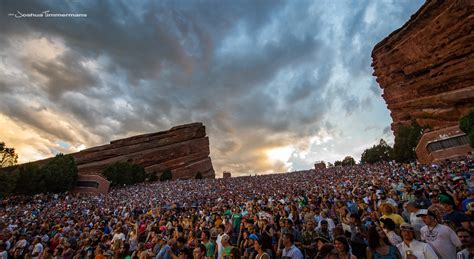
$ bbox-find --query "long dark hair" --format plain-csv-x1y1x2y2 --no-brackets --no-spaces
334,235,350,253
367,225,391,250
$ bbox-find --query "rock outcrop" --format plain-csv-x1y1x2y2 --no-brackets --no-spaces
372,0,474,133
72,122,215,179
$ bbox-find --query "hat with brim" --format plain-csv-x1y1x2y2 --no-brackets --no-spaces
416,209,436,217
315,235,330,243
400,223,414,231
438,194,455,205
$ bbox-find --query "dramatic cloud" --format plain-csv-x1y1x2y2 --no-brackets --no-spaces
0,0,424,176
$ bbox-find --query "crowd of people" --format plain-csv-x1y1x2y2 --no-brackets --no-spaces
1,156,473,259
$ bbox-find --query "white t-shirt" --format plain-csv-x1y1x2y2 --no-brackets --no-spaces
112,232,126,242
30,243,43,259
317,217,335,231
409,212,425,231
396,240,438,259
0,250,8,259
420,224,462,259
216,234,224,259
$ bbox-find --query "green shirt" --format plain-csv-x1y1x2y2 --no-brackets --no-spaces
232,213,242,229
204,241,215,257
223,245,234,257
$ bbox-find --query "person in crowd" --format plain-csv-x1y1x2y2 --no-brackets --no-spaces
380,218,402,246
315,220,332,242
456,228,474,250
334,236,356,259
404,202,425,239
156,236,172,259
0,159,472,259
418,208,462,259
252,235,270,259
220,234,233,258
440,196,470,229
192,244,206,259
301,220,318,259
315,243,338,259
200,231,214,259
281,233,303,259
214,225,225,259
457,240,474,259
396,223,437,259
380,204,405,227
366,225,401,259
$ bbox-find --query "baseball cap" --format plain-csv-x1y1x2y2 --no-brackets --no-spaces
248,234,259,241
438,194,455,205
416,209,436,217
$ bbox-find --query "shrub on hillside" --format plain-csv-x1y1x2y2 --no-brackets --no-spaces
460,108,474,147
160,169,173,181
195,172,203,179
147,172,158,182
102,161,146,186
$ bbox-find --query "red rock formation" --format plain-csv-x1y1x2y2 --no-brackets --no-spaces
72,122,215,179
372,0,474,133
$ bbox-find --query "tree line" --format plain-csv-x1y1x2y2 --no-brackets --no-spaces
0,154,78,198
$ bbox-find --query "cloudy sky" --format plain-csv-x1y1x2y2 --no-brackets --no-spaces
0,0,424,176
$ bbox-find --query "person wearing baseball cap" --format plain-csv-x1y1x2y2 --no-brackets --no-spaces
418,208,462,258
404,201,425,239
396,223,438,259
439,195,470,229
252,234,270,259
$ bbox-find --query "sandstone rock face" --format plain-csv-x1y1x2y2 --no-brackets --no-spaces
372,0,474,133
72,122,215,179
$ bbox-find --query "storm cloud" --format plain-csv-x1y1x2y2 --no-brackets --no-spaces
0,0,423,175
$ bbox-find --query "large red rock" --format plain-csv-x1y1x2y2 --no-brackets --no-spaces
372,0,474,133
72,122,215,179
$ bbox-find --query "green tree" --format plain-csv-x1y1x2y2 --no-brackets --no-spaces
102,161,146,186
15,164,45,195
160,169,173,181
0,142,18,168
41,154,78,193
342,156,356,166
147,172,158,182
0,171,18,198
361,139,393,164
131,164,146,183
334,160,342,167
460,108,474,147
392,123,423,163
